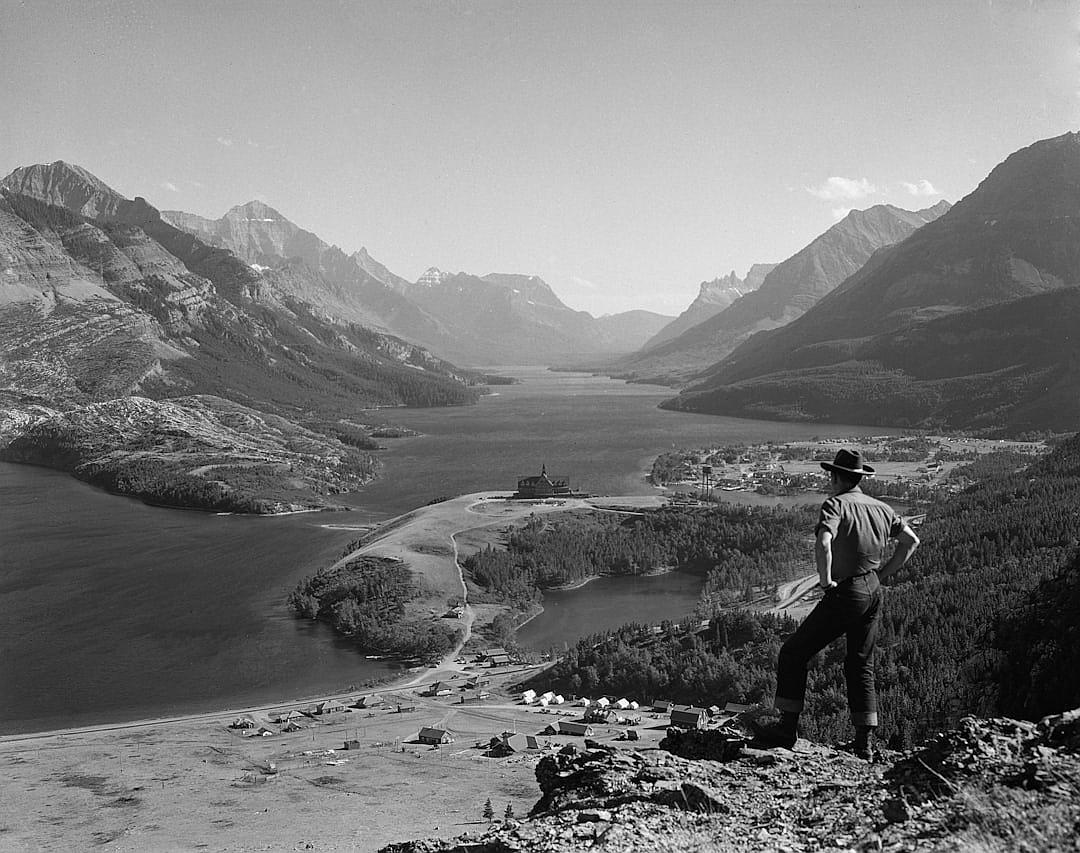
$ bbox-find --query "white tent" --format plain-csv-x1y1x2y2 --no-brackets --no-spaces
540,691,556,703
579,697,591,707
629,701,640,710
521,689,537,704
615,698,631,709
596,697,610,708
552,695,565,705
539,697,550,707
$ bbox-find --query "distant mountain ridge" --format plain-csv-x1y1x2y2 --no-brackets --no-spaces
398,269,670,365
665,131,1080,433
609,201,950,384
641,263,776,352
162,212,671,365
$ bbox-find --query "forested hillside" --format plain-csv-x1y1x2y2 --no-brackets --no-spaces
538,434,1080,748
463,505,817,610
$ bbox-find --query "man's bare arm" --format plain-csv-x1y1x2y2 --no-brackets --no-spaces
816,529,836,589
879,524,919,582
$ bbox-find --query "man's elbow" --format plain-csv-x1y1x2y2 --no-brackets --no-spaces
901,527,920,550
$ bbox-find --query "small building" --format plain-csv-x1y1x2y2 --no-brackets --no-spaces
669,705,708,729
652,700,673,713
595,697,611,709
557,721,594,737
418,727,454,745
487,654,511,667
274,709,306,724
615,698,631,710
281,721,304,733
521,689,537,704
317,699,347,715
343,739,362,750
497,732,544,753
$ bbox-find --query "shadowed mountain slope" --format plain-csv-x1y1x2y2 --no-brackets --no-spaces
665,131,1080,433
611,202,949,384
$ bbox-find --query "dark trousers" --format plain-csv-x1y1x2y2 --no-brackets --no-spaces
775,573,883,727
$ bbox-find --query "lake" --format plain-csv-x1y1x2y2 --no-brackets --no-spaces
0,367,883,733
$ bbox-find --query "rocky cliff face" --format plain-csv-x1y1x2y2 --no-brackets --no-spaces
612,203,949,385
667,131,1080,433
381,709,1080,852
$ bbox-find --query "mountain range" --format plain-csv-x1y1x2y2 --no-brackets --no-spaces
162,205,671,366
0,162,488,511
608,201,951,385
664,131,1080,433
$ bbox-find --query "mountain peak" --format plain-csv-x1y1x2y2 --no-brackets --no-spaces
1,160,126,219
225,199,288,223
416,267,448,286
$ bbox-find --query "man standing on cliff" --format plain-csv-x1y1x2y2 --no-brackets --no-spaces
752,449,920,759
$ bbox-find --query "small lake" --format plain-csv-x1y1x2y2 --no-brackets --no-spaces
0,367,892,733
516,570,706,653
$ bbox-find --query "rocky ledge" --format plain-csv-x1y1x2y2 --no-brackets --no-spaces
381,709,1080,852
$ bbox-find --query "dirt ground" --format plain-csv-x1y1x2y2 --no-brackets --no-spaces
0,675,671,852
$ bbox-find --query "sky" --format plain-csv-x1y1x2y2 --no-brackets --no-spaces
2,0,1079,316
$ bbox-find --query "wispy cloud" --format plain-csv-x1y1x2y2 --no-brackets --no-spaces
900,179,939,196
216,136,235,147
161,181,179,192
807,176,878,201
571,275,597,290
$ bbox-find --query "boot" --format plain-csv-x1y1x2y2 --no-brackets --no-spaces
749,711,798,749
838,725,875,760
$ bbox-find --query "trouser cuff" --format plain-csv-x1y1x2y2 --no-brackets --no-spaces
775,696,803,713
851,711,878,727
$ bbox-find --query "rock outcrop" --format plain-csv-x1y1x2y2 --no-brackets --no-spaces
381,709,1080,852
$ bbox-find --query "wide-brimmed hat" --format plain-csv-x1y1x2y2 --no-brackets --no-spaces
820,449,875,476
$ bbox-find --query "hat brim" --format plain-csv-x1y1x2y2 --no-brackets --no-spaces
821,462,875,476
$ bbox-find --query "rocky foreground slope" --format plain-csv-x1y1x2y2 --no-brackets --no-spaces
383,709,1080,852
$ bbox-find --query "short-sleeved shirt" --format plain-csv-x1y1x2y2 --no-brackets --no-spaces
815,486,904,580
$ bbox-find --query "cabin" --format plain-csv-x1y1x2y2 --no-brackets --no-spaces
343,739,362,750
418,727,454,745
482,647,512,667
496,732,544,753
557,720,594,737
669,705,709,729
652,699,673,713
317,699,347,715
